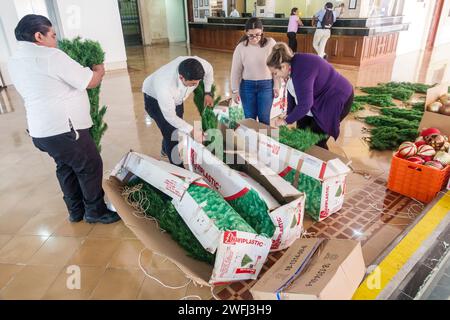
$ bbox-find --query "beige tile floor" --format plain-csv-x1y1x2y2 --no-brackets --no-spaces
0,42,448,300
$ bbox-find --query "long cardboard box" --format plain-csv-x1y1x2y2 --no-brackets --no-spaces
234,119,351,222
182,136,306,252
250,238,366,300
105,152,272,285
419,84,450,134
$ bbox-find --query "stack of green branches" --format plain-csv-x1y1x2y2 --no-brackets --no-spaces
279,126,327,152
59,37,107,152
353,94,396,108
359,107,422,150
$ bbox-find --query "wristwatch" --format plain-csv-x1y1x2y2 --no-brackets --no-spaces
205,92,212,97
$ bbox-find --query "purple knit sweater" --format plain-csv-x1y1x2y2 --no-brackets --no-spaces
286,53,353,139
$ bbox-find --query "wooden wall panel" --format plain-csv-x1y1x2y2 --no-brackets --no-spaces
189,26,400,66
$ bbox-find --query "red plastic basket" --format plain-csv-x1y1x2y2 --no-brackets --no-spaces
387,153,450,203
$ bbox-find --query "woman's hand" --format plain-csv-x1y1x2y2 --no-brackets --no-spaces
274,115,287,127
273,88,280,99
232,91,241,104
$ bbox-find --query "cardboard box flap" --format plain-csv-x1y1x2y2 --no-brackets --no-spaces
234,151,303,204
103,177,212,286
250,238,323,297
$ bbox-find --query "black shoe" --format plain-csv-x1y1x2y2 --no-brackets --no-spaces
84,210,121,224
161,148,168,158
69,212,84,223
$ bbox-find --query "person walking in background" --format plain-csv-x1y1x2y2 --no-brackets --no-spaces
287,7,304,53
267,43,354,150
231,18,280,125
312,2,337,59
8,15,120,224
229,6,240,17
335,2,345,18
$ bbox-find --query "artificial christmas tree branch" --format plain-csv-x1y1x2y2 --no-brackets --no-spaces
59,37,108,153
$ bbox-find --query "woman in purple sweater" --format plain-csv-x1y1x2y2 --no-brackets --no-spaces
267,43,354,149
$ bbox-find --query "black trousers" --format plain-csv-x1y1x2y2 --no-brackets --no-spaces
296,92,354,150
287,32,298,53
32,128,107,219
144,94,184,166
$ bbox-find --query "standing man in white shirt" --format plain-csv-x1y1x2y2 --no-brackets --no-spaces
8,15,120,224
229,6,240,17
142,56,214,165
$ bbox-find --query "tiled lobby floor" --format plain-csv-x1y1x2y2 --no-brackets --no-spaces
0,43,448,300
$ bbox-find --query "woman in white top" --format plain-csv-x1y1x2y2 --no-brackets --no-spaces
231,18,279,125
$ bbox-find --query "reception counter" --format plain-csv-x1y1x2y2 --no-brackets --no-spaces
189,17,409,66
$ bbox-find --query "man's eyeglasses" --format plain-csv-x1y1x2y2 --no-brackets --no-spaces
247,33,263,39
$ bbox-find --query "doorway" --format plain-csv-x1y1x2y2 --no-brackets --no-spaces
118,0,143,46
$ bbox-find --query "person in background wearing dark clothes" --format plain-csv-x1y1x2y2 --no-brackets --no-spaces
267,42,354,150
8,15,120,224
286,7,303,53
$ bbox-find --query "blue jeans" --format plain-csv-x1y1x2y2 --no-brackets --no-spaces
240,79,274,125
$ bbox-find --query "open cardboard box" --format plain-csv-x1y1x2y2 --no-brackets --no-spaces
182,136,306,252
419,83,450,191
104,152,272,286
419,84,450,134
250,238,366,300
233,119,351,222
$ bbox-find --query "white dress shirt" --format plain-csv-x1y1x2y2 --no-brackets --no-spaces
142,56,214,134
8,41,93,138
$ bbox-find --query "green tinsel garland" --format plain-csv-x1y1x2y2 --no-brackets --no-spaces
369,127,419,151
58,37,108,153
354,94,396,108
363,115,419,130
279,126,327,152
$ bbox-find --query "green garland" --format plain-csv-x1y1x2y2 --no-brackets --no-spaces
279,126,327,152
354,94,396,107
58,37,108,153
